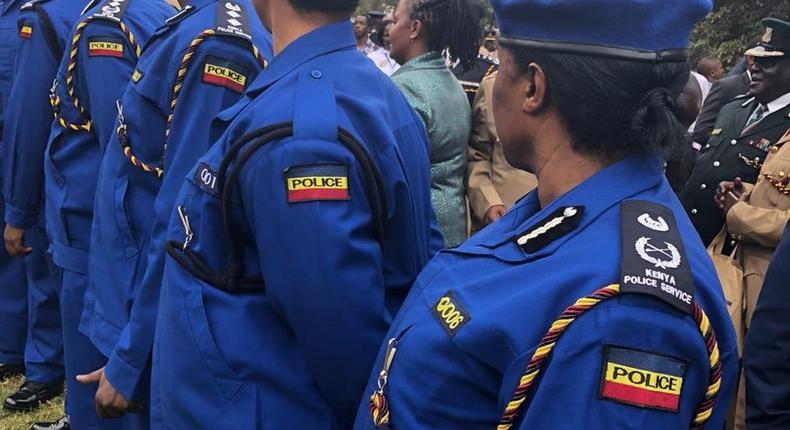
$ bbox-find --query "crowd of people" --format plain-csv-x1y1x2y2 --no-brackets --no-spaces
0,0,786,429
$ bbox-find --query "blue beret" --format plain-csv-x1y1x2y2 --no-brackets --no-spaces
491,0,713,62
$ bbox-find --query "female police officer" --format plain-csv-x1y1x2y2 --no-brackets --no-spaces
354,0,739,429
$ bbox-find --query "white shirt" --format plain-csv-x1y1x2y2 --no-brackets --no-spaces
764,91,790,116
368,49,400,76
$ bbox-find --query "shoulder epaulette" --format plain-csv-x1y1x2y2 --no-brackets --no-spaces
619,200,695,315
20,0,51,11
165,4,194,26
90,0,132,23
214,0,252,41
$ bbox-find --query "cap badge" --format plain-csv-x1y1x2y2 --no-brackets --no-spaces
763,27,773,44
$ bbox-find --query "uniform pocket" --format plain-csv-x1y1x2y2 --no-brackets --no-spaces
112,176,138,259
182,284,242,399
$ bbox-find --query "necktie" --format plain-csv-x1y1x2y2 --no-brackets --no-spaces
742,104,767,135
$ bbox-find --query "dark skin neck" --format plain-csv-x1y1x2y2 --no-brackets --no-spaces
255,0,349,55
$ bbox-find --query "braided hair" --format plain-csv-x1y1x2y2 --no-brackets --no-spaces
407,0,483,67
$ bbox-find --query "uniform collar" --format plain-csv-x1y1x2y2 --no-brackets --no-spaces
765,91,790,115
394,51,447,74
245,20,356,96
459,154,666,260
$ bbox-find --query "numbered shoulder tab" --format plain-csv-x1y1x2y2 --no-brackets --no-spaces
619,200,695,314
215,0,252,41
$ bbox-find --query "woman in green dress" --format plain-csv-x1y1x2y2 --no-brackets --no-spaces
388,0,483,247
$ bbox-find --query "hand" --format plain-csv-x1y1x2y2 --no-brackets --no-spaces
715,178,746,214
77,367,139,418
484,205,507,224
4,225,32,256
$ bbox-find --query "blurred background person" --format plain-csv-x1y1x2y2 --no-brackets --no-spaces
453,29,499,105
467,72,536,232
354,13,379,55
368,19,400,75
696,55,726,83
388,0,483,247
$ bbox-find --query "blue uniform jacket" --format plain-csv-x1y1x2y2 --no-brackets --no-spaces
744,222,790,430
152,21,442,429
83,0,271,401
3,0,89,229
44,0,175,275
0,0,25,141
354,155,739,430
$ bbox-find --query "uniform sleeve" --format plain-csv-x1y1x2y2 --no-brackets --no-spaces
466,79,503,221
242,138,391,427
79,21,137,148
726,200,790,248
502,295,738,430
744,222,790,429
2,12,60,228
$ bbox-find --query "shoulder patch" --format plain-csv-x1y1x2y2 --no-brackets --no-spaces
284,164,350,203
620,200,695,314
513,206,585,253
91,0,131,22
18,21,32,39
193,162,219,195
88,36,124,57
215,0,252,40
600,346,688,412
432,292,471,337
202,56,248,93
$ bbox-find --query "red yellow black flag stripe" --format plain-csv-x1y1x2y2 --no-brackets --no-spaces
202,56,248,93
19,24,32,39
88,37,124,58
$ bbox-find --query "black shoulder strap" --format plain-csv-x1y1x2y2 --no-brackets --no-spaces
214,0,252,41
22,1,63,60
90,0,132,23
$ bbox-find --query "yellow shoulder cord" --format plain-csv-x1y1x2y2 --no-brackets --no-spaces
497,284,723,430
50,16,141,132
118,29,267,179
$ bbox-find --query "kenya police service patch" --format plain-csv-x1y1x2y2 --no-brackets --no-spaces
600,346,688,412
285,164,350,203
88,37,124,57
19,23,32,39
202,56,248,93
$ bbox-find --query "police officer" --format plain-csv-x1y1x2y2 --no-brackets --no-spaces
0,0,31,384
681,19,790,247
151,0,440,427
74,0,271,424
354,0,739,429
2,0,91,413
40,0,175,428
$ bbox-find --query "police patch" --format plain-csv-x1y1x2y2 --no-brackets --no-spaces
600,346,688,412
19,23,32,39
285,165,350,203
202,56,248,93
88,37,124,57
432,292,471,337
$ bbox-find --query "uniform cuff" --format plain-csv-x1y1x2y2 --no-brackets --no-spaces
4,203,36,229
725,201,749,237
104,350,145,402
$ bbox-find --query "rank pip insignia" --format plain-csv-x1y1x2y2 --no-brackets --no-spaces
285,164,351,203
202,56,248,93
600,346,688,412
88,37,124,57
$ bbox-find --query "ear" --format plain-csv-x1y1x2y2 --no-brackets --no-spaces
522,63,548,114
409,18,422,42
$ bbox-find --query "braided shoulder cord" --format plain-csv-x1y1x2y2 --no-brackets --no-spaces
120,30,267,179
497,284,722,430
50,17,141,133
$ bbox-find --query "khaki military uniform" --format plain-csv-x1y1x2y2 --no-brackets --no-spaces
466,74,537,232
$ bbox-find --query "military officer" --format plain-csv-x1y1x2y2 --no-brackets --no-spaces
354,0,738,429
75,0,271,423
681,19,790,247
2,0,92,413
0,0,31,383
150,0,441,427
40,0,175,428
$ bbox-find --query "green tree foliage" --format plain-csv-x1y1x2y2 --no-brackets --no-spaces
690,0,790,70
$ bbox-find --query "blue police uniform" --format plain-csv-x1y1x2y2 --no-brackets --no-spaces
151,20,442,429
43,0,174,426
82,0,271,412
744,222,790,429
2,0,93,388
353,1,739,429
0,0,29,372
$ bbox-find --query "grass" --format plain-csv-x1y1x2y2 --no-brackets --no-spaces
0,375,64,430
